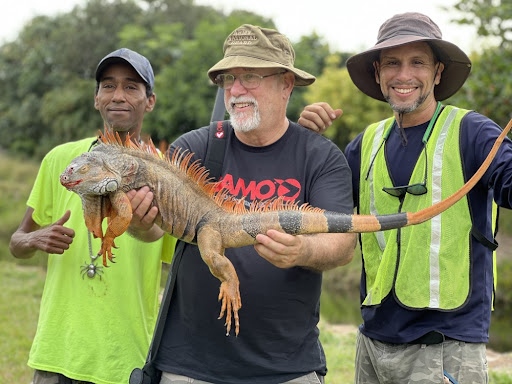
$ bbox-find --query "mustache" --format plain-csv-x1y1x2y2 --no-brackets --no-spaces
389,81,421,88
228,96,258,110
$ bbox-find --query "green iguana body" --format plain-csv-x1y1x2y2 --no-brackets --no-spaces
60,122,512,335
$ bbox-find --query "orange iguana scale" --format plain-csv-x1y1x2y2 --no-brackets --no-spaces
60,119,512,336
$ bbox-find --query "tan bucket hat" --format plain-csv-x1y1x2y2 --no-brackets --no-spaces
346,12,472,101
207,24,316,86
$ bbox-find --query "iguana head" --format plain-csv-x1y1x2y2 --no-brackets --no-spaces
60,152,121,195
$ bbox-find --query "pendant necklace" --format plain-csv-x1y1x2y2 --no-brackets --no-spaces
80,230,103,280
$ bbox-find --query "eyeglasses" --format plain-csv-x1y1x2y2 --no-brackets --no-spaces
382,145,428,197
214,72,286,90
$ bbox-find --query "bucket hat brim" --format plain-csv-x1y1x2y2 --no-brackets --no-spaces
347,33,472,101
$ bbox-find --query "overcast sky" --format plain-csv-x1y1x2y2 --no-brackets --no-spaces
2,0,479,54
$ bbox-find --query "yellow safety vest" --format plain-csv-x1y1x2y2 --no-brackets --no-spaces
359,105,476,309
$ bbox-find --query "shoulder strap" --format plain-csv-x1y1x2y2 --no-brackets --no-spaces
205,120,230,180
144,120,230,364
145,240,185,362
471,222,499,251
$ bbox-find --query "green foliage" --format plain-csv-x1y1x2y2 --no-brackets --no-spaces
451,0,512,48
144,12,277,143
39,78,102,158
0,152,48,268
2,0,510,157
448,47,512,129
321,246,362,326
287,33,332,121
0,0,145,157
1,0,315,156
491,258,512,351
446,0,512,129
0,153,37,247
303,55,390,149
499,209,512,237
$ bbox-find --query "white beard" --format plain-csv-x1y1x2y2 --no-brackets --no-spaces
228,96,261,133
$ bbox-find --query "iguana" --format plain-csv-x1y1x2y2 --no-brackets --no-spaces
60,119,512,336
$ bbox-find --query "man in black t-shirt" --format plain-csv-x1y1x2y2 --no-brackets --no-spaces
136,24,356,384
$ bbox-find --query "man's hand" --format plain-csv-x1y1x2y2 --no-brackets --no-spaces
254,230,306,268
126,186,159,232
33,210,75,254
298,102,343,134
254,230,355,271
10,209,75,258
126,186,164,242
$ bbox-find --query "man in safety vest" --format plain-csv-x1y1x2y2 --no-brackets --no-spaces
299,12,512,384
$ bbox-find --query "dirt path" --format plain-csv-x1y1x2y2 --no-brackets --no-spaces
487,348,512,372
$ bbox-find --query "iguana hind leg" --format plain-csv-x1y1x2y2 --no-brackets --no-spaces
197,226,241,336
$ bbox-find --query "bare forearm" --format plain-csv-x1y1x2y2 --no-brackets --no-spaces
254,230,356,271
126,224,164,243
9,230,37,259
299,233,356,272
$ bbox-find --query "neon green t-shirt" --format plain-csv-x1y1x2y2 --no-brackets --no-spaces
27,137,175,384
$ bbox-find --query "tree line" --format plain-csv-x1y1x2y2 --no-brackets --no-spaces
0,0,510,159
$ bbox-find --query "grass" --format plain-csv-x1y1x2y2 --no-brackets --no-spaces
0,261,46,383
1,260,511,383
320,323,357,383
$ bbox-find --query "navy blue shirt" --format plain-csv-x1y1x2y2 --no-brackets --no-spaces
155,121,353,384
345,110,512,343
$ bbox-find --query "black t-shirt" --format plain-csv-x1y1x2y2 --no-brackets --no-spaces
154,121,353,384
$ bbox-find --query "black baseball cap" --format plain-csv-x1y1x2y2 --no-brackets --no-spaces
95,48,155,93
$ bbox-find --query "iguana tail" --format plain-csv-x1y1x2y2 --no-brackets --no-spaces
349,117,512,233
226,118,511,242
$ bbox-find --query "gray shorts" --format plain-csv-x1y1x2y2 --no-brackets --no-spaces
354,330,488,383
160,371,324,384
31,369,93,384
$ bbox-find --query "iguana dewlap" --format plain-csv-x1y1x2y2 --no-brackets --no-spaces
60,121,512,336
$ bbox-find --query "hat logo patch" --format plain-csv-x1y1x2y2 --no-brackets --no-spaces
227,29,258,45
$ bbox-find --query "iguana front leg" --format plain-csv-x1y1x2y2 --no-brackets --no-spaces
81,195,104,240
99,190,133,266
197,226,242,336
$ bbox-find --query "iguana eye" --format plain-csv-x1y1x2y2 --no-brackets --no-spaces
79,165,90,174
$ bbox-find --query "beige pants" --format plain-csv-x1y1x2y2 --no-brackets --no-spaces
355,330,488,383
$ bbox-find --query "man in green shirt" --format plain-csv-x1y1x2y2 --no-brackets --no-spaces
10,48,174,384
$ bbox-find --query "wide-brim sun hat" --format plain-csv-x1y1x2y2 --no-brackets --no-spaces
346,12,472,101
208,24,316,87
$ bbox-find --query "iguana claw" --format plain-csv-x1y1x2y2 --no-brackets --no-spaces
218,281,241,336
99,240,117,267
